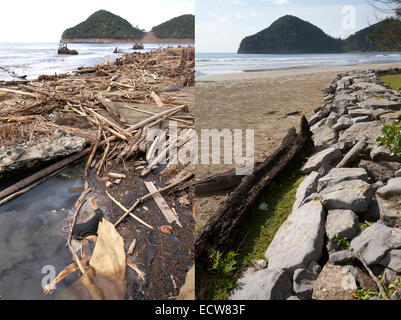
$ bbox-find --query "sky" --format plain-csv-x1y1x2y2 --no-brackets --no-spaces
0,0,194,42
196,0,393,52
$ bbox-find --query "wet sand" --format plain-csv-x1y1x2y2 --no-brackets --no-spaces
194,62,401,233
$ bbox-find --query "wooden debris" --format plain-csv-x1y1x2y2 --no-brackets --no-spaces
127,239,137,255
151,91,164,108
144,181,182,227
107,172,127,179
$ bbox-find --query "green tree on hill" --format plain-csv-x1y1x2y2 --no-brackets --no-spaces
62,10,144,40
151,14,194,39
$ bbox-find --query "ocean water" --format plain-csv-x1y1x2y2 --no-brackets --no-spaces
196,52,401,78
0,42,188,81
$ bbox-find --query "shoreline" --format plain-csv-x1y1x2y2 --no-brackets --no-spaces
194,60,401,234
196,61,401,82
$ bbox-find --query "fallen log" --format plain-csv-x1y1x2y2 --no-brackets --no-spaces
0,149,88,203
195,116,313,261
195,164,260,196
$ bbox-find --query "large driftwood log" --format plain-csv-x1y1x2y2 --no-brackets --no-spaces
195,116,313,261
195,164,260,196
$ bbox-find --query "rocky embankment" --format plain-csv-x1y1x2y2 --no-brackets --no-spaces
231,68,401,300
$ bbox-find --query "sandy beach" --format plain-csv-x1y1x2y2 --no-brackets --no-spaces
194,61,401,232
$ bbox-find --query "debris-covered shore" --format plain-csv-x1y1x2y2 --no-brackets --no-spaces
0,46,195,300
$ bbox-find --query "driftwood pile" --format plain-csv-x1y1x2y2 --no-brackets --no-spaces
0,46,195,300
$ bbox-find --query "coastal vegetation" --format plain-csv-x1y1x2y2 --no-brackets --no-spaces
152,14,194,39
238,15,344,54
343,18,401,52
61,10,194,41
62,10,145,40
238,15,401,54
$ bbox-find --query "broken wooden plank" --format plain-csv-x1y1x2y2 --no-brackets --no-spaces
151,91,164,108
144,181,182,227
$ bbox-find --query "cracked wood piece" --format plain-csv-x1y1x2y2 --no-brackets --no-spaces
151,91,164,108
143,181,182,227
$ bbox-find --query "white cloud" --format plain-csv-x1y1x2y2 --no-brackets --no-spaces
274,0,289,5
217,15,229,23
234,12,243,19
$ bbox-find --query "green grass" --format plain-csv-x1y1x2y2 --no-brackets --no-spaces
197,162,305,300
380,74,401,91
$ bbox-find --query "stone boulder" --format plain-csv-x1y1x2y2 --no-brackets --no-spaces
230,268,293,300
379,249,401,272
350,223,401,265
312,262,358,300
265,201,326,274
293,261,322,300
377,194,401,228
376,177,401,197
325,209,359,241
313,126,338,147
320,179,372,214
337,121,383,150
301,148,343,174
293,171,319,209
0,133,87,173
359,160,401,183
317,168,369,192
359,98,401,111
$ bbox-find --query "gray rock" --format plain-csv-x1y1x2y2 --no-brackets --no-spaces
329,250,355,264
338,121,383,150
377,194,401,227
313,126,338,147
293,268,319,300
353,115,373,123
317,168,369,192
336,139,368,168
395,169,401,178
301,148,343,174
376,177,401,197
334,94,357,104
361,199,380,222
326,112,338,128
230,268,293,300
359,98,401,110
350,223,401,265
307,260,322,274
359,160,401,183
332,115,353,131
312,262,358,300
320,179,372,214
355,267,378,292
309,110,329,127
352,82,387,92
370,144,401,162
310,118,327,132
326,209,360,241
293,171,320,209
265,201,326,274
0,134,87,173
286,296,301,300
379,249,401,272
